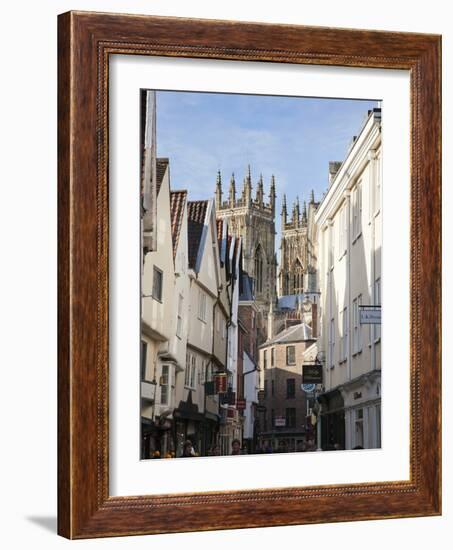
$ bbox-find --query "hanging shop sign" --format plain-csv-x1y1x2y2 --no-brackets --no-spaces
302,363,323,384
214,373,227,394
220,389,236,406
236,398,246,410
359,305,381,324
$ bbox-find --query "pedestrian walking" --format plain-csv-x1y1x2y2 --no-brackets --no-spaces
211,445,221,456
181,440,194,457
231,439,241,455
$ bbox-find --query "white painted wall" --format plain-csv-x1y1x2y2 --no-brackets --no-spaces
243,352,258,439
188,204,221,355
142,167,174,342
170,201,190,370
316,115,382,391
172,202,191,410
228,238,241,393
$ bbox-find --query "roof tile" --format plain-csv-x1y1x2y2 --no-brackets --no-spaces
156,158,169,196
187,200,209,270
170,190,187,260
266,323,313,345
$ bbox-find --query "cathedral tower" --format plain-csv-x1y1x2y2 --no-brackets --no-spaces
215,166,277,309
279,190,319,297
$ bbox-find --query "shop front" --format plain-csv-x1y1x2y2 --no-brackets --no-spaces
141,415,175,459
173,392,206,456
342,370,381,450
318,389,346,450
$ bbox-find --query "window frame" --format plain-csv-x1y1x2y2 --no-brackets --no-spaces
176,293,183,338
352,294,363,355
286,407,296,429
184,352,191,387
293,259,304,294
374,153,382,217
152,265,163,302
338,202,347,259
374,278,381,342
329,316,335,369
198,289,207,323
352,181,362,243
140,340,148,381
354,407,364,448
184,352,197,390
286,378,296,399
190,355,197,388
255,245,264,294
340,306,348,363
160,364,170,405
286,345,296,366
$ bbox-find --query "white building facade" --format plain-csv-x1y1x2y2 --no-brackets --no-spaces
315,109,382,450
141,159,178,456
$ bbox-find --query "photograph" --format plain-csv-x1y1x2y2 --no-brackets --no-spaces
139,89,382,459
53,8,441,539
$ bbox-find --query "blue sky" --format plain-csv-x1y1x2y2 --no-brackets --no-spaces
155,90,378,240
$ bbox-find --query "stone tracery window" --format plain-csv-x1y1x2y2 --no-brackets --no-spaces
255,245,263,294
293,259,304,294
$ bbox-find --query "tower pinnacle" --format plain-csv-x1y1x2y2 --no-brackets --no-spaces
243,165,252,205
215,170,222,210
270,174,276,214
292,200,298,225
229,173,236,207
256,173,264,205
281,193,287,225
302,200,307,224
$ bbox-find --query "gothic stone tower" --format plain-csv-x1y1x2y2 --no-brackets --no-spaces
279,190,319,296
215,166,277,310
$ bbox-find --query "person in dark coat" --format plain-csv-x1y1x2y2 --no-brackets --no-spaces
181,440,194,457
231,439,241,455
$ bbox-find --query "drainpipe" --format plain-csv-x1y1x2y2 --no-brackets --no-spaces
327,219,334,390
316,404,322,451
345,190,352,382
225,275,233,375
369,150,378,373
207,294,218,454
224,272,236,440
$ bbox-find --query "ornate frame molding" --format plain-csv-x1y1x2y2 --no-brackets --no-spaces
58,11,441,538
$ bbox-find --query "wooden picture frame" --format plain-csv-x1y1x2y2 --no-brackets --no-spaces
58,11,441,539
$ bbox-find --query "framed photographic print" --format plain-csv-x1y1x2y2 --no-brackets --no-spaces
58,11,441,538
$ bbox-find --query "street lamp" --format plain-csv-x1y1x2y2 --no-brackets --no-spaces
314,351,326,451
301,351,325,451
